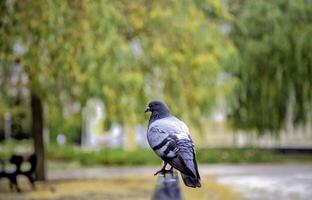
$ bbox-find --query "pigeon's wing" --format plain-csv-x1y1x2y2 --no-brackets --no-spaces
147,125,179,159
170,120,201,187
179,146,201,186
147,117,200,179
170,139,200,177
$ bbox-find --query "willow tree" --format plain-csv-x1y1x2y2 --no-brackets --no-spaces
0,0,134,180
117,0,230,129
227,0,312,133
1,0,231,179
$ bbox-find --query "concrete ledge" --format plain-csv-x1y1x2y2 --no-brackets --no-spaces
152,173,182,200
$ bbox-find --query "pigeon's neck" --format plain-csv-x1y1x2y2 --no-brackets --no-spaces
148,111,171,126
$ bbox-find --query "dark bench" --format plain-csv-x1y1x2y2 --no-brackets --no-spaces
0,153,37,192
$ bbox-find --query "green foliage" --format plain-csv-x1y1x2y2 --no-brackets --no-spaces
4,0,310,137
47,102,81,142
0,139,33,160
118,0,229,124
227,0,312,133
0,0,230,137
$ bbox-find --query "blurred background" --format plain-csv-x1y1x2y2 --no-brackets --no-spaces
0,0,311,200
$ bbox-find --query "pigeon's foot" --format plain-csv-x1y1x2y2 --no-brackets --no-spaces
168,166,174,175
154,162,167,176
154,166,174,176
154,168,167,176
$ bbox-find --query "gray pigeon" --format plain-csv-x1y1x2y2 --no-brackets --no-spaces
145,100,201,188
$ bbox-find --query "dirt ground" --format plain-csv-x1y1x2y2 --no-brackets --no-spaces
0,175,240,200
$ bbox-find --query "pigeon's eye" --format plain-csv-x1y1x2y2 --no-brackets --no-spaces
149,103,159,108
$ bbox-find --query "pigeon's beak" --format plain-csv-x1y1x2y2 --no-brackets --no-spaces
145,107,151,113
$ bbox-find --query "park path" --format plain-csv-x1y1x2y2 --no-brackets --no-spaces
203,164,312,200
1,163,312,200
49,163,312,200
49,163,312,180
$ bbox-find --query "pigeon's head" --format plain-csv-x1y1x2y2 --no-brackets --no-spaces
145,100,170,115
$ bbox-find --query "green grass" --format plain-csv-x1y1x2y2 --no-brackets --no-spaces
1,140,312,166
46,145,283,166
197,148,272,163
46,144,161,166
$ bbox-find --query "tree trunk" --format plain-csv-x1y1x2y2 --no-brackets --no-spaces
31,93,46,180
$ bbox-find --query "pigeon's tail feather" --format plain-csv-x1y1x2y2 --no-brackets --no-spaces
169,155,195,177
169,155,201,187
181,173,201,188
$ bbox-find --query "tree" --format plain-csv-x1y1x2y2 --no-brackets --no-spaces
0,0,132,180
117,0,230,128
1,0,231,179
226,0,312,133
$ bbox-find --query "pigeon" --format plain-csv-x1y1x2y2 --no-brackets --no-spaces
145,100,201,188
